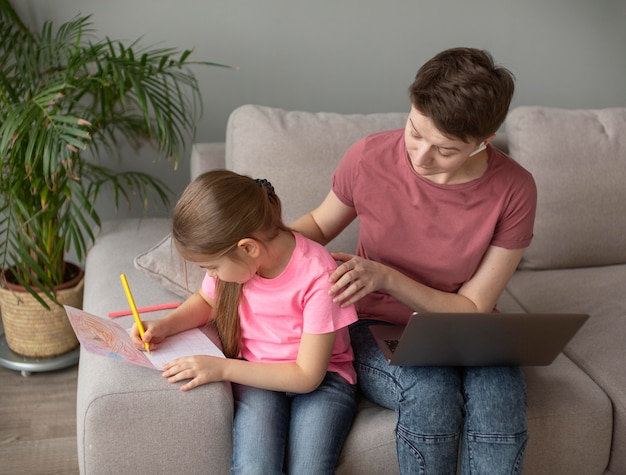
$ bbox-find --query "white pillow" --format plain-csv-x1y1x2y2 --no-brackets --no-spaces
134,234,205,298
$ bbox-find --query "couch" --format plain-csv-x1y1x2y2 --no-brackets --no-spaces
76,104,626,474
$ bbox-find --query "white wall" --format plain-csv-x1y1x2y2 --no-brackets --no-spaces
14,0,626,220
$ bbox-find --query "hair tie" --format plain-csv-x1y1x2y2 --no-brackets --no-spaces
255,178,275,197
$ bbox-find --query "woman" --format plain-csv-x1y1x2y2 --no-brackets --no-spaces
291,47,537,474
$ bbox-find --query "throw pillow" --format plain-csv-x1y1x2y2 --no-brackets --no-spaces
134,234,205,298
506,106,626,269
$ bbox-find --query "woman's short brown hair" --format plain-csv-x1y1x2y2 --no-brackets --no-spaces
408,47,515,142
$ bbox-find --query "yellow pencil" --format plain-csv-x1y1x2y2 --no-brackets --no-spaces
120,274,151,354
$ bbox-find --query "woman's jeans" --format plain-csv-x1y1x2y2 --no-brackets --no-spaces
230,371,357,475
350,320,528,475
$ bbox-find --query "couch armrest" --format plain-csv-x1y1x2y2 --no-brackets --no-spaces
77,347,233,475
78,219,233,475
190,142,226,181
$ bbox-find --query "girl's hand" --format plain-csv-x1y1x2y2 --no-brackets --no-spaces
129,319,168,351
329,252,389,307
162,355,225,391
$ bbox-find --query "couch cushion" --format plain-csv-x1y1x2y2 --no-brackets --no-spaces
226,104,408,254
523,355,611,475
336,398,398,475
505,264,626,473
506,106,626,269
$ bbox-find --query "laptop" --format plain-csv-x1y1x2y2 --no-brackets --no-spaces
369,312,588,366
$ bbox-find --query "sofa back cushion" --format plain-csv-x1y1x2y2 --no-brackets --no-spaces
226,104,407,253
506,106,626,269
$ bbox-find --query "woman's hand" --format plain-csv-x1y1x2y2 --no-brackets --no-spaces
328,252,389,307
331,246,527,314
162,355,225,391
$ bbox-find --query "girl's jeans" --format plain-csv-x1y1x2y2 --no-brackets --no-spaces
230,371,357,475
350,319,528,475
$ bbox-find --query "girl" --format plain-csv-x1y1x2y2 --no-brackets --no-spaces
131,170,358,475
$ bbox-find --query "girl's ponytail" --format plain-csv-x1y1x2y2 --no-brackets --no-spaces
214,279,243,358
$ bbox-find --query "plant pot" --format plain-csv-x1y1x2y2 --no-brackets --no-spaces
0,263,83,358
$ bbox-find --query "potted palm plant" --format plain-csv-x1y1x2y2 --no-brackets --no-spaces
0,1,230,358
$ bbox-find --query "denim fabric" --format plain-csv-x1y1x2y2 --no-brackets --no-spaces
230,371,357,475
350,320,528,475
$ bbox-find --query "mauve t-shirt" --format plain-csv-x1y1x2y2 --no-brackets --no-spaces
332,129,537,325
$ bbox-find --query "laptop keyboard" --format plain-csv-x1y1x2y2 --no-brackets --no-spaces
385,339,399,354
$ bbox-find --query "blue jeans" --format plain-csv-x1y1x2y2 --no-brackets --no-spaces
230,371,357,475
350,320,528,475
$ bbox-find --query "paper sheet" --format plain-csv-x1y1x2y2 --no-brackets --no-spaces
64,306,224,370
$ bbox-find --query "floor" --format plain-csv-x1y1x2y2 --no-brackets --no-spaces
0,360,79,475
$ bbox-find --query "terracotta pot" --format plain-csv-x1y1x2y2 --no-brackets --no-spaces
0,263,83,358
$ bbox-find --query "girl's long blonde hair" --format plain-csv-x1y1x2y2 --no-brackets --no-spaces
172,170,288,357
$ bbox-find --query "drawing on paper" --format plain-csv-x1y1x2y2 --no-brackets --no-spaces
64,306,224,371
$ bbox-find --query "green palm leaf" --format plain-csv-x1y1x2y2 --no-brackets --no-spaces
0,0,233,305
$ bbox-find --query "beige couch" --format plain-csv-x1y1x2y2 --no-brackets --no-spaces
76,104,626,474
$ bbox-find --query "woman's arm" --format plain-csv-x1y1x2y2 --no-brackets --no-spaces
290,190,357,245
130,289,214,350
292,189,524,313
162,331,337,393
330,245,525,313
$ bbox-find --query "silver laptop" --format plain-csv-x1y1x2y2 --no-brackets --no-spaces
370,312,588,366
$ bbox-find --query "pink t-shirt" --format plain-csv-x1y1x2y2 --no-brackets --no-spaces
332,129,537,325
202,232,357,384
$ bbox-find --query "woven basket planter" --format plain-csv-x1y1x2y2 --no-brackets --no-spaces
0,264,83,358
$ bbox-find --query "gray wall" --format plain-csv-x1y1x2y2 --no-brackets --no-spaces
14,0,626,221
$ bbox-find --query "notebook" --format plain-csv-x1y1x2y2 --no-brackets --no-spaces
369,312,588,366
64,306,224,370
